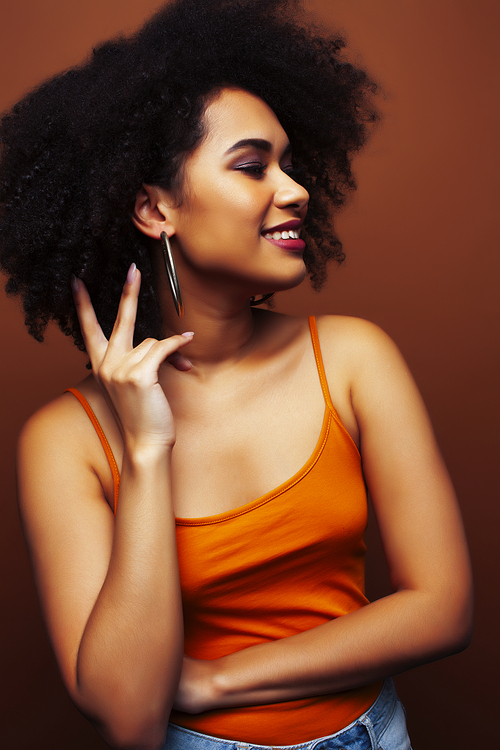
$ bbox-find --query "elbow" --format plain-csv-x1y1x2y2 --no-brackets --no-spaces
72,662,177,750
434,584,474,658
73,687,170,750
404,577,474,663
439,619,473,659
105,733,166,750
447,606,474,655
98,713,168,750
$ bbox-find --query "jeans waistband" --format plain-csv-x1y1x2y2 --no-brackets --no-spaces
165,678,400,750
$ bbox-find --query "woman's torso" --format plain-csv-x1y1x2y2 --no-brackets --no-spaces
66,313,381,743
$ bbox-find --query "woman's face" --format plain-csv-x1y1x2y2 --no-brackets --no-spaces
163,87,310,297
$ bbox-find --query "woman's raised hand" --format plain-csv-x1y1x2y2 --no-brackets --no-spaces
72,263,193,451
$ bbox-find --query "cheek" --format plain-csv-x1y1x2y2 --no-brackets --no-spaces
180,193,263,245
173,213,250,272
173,170,271,264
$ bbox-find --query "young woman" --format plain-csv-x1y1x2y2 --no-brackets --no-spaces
0,1,472,748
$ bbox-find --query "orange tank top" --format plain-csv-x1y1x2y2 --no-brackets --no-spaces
67,316,381,744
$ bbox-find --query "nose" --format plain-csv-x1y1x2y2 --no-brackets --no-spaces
274,170,309,212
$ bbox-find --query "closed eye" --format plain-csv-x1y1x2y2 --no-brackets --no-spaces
235,162,267,177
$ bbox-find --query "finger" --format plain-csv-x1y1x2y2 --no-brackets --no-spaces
105,333,194,384
166,350,193,372
108,264,141,351
127,333,194,380
71,276,108,367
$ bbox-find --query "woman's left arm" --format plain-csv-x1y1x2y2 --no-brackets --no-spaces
175,318,473,713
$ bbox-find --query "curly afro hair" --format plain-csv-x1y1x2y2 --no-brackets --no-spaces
0,0,378,350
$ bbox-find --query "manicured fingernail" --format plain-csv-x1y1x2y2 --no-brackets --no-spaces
181,331,194,338
126,263,137,284
71,275,79,293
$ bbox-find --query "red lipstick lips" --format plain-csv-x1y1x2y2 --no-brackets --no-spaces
262,219,305,252
263,219,303,234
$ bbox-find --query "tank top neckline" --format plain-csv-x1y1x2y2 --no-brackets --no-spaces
66,316,359,521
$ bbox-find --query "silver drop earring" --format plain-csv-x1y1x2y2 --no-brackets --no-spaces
160,231,184,318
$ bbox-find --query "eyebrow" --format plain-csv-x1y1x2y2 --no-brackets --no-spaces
225,138,291,156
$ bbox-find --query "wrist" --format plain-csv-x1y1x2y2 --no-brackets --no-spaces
193,661,222,714
122,441,173,471
175,657,226,714
210,656,232,707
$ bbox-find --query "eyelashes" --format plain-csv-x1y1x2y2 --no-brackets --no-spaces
235,162,267,176
234,162,302,181
283,166,303,180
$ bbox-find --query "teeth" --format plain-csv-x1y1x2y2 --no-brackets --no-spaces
264,229,300,240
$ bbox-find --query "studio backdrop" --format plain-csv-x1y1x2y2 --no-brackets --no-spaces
0,1,498,747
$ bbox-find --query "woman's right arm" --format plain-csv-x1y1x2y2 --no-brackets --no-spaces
17,266,192,749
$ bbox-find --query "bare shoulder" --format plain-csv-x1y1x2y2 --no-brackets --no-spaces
21,377,93,465
20,389,85,481
20,378,94,449
18,374,116,515
309,314,425,446
314,314,415,390
315,314,401,359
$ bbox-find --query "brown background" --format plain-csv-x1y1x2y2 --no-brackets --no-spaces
0,1,498,747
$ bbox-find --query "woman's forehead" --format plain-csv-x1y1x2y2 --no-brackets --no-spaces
199,88,289,154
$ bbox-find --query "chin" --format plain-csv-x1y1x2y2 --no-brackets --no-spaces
271,266,308,293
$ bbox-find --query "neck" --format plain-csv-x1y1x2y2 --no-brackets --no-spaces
165,293,260,369
152,239,273,370
156,276,260,373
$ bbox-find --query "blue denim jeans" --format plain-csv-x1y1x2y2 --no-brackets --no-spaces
163,679,412,749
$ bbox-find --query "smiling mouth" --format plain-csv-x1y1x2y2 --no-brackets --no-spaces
263,229,301,240
262,228,305,253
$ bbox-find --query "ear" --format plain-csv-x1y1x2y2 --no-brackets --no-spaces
132,184,176,239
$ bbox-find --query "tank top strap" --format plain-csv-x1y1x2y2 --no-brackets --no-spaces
65,387,120,514
308,315,337,415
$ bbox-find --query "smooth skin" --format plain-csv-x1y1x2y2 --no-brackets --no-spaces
18,89,472,749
